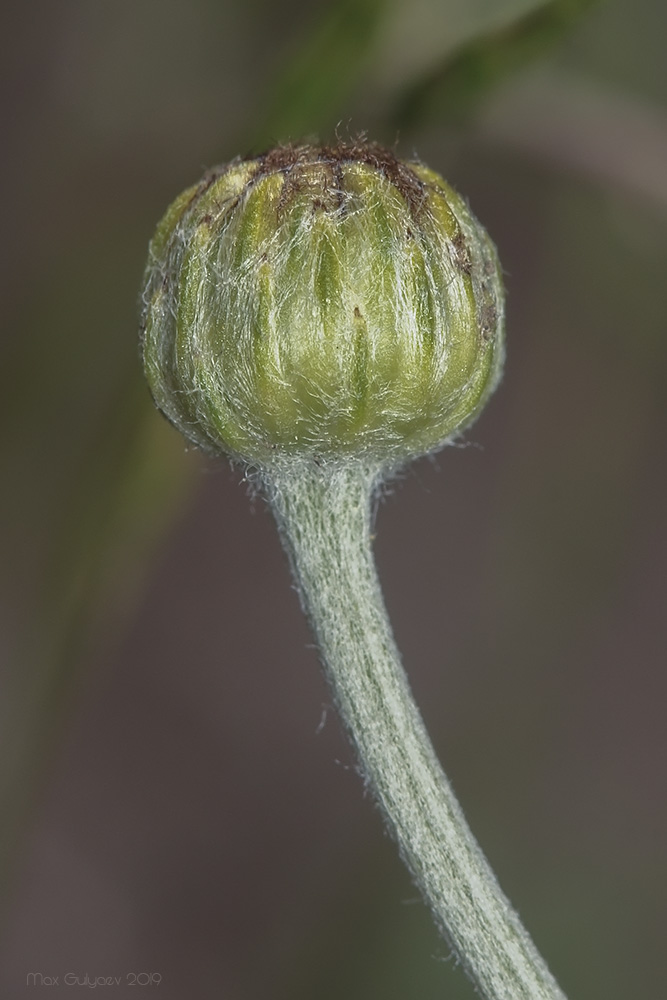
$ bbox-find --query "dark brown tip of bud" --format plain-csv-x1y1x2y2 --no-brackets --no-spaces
249,141,426,218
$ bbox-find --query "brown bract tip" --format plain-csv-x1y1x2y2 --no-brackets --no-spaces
248,141,427,217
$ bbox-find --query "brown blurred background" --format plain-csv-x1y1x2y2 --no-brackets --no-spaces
1,0,666,997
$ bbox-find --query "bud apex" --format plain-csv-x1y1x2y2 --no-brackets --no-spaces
141,142,504,469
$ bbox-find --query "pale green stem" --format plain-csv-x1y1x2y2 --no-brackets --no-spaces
265,459,566,1000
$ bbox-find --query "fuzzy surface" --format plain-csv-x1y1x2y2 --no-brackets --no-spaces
268,459,567,1000
141,143,504,469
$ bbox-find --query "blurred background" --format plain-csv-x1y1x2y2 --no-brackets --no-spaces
1,0,666,996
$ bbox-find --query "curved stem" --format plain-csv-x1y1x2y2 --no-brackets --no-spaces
266,460,566,1000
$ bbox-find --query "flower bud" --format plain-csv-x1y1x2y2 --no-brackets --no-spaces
141,142,504,469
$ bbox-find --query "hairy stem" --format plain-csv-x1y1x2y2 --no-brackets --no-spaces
266,460,566,1000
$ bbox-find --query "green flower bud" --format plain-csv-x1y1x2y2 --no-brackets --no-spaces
140,142,504,469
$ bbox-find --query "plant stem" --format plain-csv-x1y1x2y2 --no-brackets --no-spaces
266,459,566,1000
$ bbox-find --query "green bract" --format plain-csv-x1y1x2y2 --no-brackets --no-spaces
141,143,504,468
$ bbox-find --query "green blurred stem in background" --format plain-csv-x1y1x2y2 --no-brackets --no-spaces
254,0,389,145
390,0,602,131
269,462,566,1000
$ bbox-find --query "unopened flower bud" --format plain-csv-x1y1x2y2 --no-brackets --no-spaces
141,142,504,468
